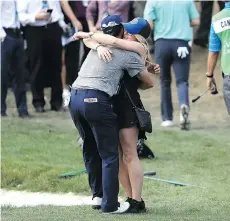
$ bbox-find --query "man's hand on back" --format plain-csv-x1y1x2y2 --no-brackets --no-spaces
97,46,113,62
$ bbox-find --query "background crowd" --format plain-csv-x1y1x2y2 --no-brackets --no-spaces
0,0,224,121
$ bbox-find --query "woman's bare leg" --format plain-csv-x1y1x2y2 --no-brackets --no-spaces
120,127,143,201
118,145,132,198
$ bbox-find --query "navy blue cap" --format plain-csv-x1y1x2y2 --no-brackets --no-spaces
101,15,122,29
122,18,151,39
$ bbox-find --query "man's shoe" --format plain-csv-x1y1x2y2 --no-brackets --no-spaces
35,106,45,113
51,106,63,112
92,197,102,210
180,104,190,130
19,112,32,119
103,202,130,214
127,199,146,213
1,112,8,117
161,120,174,127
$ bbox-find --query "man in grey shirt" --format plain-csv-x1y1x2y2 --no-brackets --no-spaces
72,47,146,96
69,15,153,214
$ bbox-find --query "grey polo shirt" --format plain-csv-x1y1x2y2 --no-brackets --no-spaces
72,48,146,97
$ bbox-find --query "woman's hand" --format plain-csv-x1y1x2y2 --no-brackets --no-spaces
72,31,89,40
147,63,160,74
97,46,113,62
154,64,160,74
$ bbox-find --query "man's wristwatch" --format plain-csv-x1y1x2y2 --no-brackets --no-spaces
206,72,214,78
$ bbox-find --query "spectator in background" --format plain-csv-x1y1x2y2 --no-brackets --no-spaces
0,0,30,118
17,0,66,113
132,1,146,18
144,0,200,130
194,1,225,48
86,0,131,32
77,0,95,65
61,0,90,65
206,1,230,115
60,0,83,107
131,1,154,53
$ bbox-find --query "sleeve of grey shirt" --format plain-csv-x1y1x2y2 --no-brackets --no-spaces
124,51,147,78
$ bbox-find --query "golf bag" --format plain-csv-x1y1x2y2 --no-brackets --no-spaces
137,139,155,159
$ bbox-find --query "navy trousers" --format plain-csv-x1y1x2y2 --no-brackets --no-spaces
1,31,28,115
155,39,191,121
69,89,119,213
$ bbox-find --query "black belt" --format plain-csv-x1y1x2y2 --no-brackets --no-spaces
4,28,21,37
72,88,112,100
35,21,59,29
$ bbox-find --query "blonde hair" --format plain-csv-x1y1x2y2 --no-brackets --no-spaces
134,34,154,69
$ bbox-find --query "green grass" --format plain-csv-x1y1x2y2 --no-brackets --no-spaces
1,86,230,221
1,110,230,220
1,205,229,221
2,32,230,220
1,117,89,194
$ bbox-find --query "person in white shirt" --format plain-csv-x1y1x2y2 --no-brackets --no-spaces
17,0,67,112
0,0,30,118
